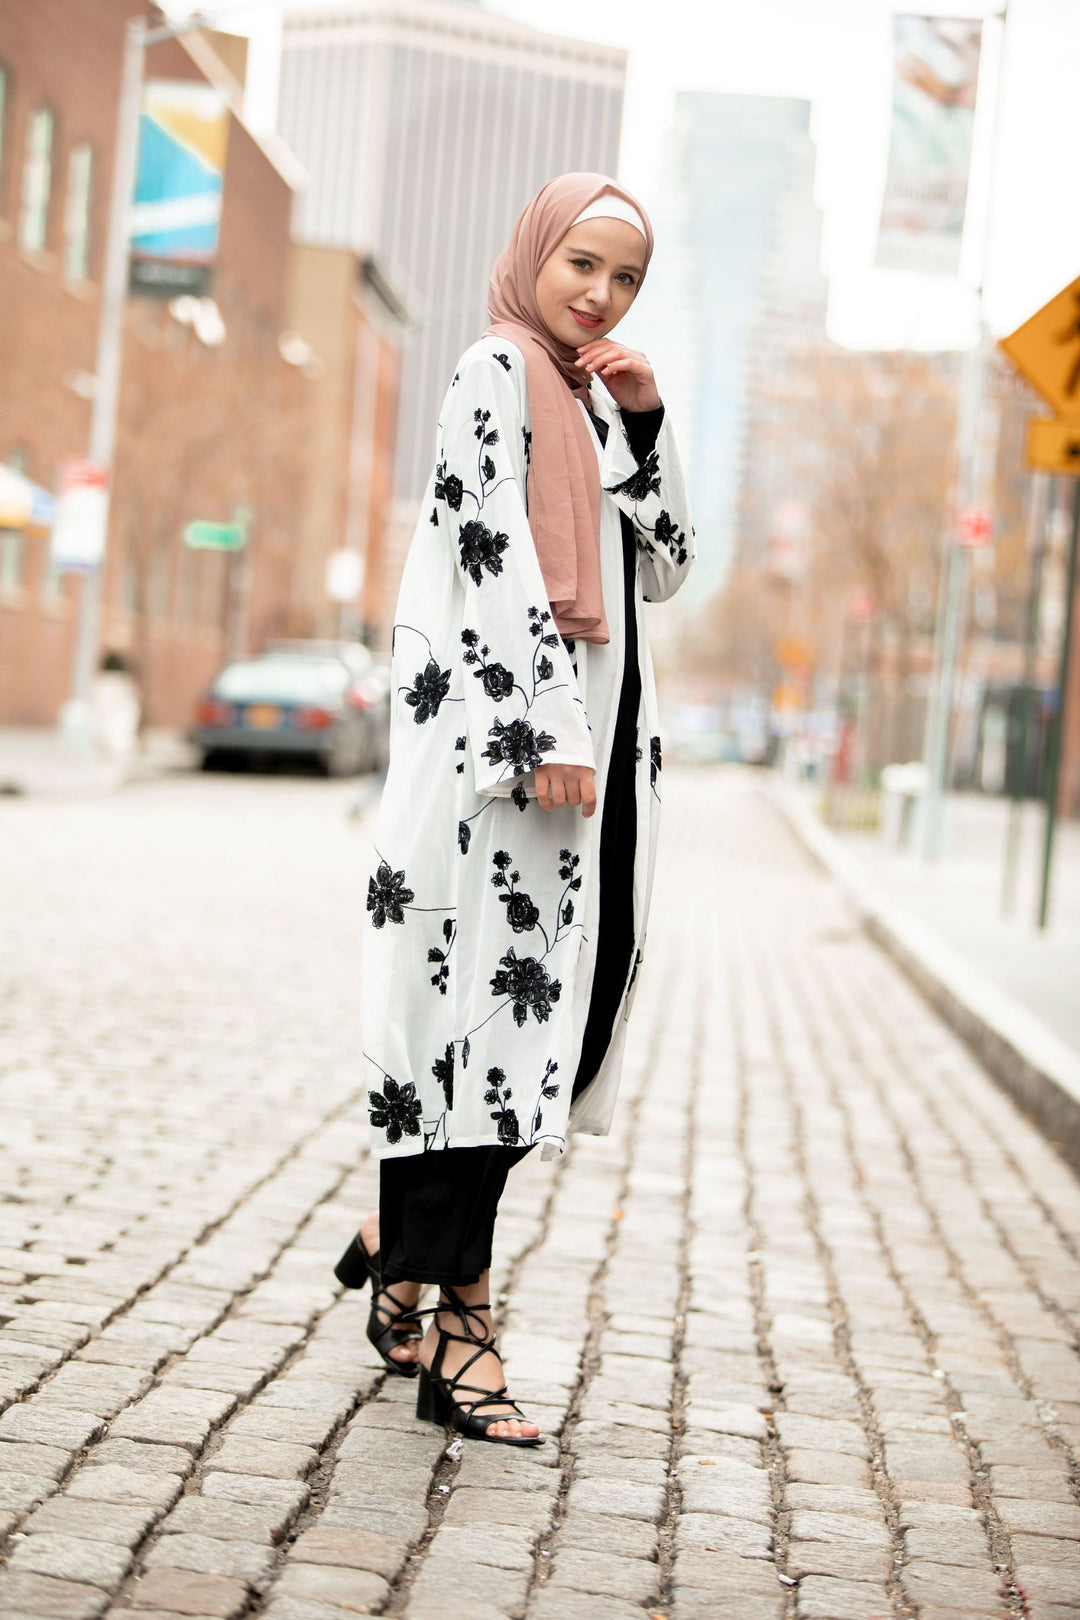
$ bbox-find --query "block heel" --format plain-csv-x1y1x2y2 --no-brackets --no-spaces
333,1234,372,1290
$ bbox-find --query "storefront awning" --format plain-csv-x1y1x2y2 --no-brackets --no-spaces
0,465,55,536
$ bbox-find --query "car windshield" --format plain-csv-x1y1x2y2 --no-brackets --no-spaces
213,658,350,704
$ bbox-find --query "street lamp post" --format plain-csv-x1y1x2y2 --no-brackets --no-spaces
60,12,206,750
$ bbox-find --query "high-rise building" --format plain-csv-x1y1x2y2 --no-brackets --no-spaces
635,92,829,608
276,0,626,516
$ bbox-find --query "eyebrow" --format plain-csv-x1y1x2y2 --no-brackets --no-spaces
564,241,644,274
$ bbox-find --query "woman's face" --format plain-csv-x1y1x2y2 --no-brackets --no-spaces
535,216,646,348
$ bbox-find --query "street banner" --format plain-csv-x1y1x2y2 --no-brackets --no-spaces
50,462,108,573
129,81,229,298
876,15,982,277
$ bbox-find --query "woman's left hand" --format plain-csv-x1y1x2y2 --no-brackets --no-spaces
576,340,661,414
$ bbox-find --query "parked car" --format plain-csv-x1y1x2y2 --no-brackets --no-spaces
265,639,390,771
191,651,380,776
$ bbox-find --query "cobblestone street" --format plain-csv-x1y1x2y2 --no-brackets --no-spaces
1,766,1079,1620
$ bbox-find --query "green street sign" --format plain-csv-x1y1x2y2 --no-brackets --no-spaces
183,519,247,552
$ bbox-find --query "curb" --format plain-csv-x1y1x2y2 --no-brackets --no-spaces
769,778,1080,1173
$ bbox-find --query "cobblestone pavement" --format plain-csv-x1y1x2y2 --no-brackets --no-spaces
1,766,1079,1620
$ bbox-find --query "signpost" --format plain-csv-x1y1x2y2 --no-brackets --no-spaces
51,462,109,572
998,275,1080,929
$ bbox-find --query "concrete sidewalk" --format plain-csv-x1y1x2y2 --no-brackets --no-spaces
0,766,1078,1619
807,788,1079,1054
0,726,194,798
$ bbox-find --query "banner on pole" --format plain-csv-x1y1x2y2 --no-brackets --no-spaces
129,81,229,298
876,15,982,277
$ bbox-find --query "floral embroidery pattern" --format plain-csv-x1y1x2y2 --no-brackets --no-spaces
434,461,463,511
492,352,512,373
610,448,661,503
491,850,540,934
432,1045,455,1110
482,717,556,776
367,861,414,928
403,657,451,724
490,947,562,1027
483,1067,519,1143
427,917,455,995
368,1075,422,1144
459,519,509,586
650,735,662,786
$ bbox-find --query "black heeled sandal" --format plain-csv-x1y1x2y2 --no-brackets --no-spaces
333,1230,422,1380
414,1286,540,1447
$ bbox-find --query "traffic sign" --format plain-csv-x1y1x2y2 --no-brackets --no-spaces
184,519,247,551
51,462,108,572
1027,416,1080,476
999,274,1080,419
956,505,994,547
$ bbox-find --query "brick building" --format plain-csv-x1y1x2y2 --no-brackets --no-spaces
0,3,403,729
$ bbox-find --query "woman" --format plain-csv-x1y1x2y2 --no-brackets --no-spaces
337,172,694,1445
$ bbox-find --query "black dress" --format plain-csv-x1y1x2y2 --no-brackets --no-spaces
379,405,663,1288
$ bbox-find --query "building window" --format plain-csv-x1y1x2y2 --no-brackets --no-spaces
63,141,93,280
19,106,55,252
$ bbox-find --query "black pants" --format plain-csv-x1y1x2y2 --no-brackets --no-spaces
379,1144,531,1287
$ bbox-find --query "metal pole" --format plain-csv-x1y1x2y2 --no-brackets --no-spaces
920,7,1009,859
60,15,147,750
1037,478,1080,930
1001,472,1049,916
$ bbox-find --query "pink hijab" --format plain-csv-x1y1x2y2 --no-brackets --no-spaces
486,173,654,645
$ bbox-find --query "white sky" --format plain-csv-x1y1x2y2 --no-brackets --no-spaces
191,0,1080,350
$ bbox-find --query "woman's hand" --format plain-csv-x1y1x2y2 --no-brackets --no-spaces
534,764,597,817
575,340,661,413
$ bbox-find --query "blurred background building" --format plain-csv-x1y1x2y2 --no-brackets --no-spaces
275,0,626,614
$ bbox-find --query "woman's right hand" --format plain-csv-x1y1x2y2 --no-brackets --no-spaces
534,764,597,817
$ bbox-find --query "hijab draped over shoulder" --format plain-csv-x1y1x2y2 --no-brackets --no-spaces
485,173,654,646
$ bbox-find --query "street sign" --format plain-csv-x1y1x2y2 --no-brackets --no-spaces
999,274,1080,419
51,462,108,572
1027,416,1080,476
325,547,364,603
956,505,994,546
183,519,247,551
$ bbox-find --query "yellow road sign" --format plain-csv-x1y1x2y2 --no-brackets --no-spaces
1027,416,1080,475
999,274,1080,418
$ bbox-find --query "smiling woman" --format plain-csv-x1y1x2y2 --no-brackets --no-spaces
341,172,694,1449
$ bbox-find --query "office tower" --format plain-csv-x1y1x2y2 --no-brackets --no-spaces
637,93,829,607
277,0,626,512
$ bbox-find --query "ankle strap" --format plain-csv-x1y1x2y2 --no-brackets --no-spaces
437,1285,491,1341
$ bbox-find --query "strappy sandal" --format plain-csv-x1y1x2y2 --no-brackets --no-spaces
333,1230,422,1379
414,1285,540,1447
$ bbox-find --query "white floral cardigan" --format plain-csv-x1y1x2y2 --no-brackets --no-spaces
361,339,694,1159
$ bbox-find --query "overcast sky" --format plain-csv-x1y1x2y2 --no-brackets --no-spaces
201,0,1080,351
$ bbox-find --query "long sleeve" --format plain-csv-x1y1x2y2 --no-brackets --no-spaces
598,401,695,605
436,346,595,797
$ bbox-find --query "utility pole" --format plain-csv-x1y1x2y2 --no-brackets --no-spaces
60,12,207,751
1037,482,1080,929
919,5,1009,858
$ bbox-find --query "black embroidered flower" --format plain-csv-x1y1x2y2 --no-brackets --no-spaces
427,916,453,994
429,507,438,526
432,1044,454,1110
368,1076,422,1145
459,520,509,586
482,717,556,775
476,661,514,701
536,655,553,683
403,657,451,724
458,820,471,854
473,407,499,446
367,862,414,928
501,889,540,933
483,1066,520,1144
434,461,463,511
610,449,661,502
493,352,512,372
650,735,662,785
490,947,562,1026
482,454,496,484
511,783,529,812
522,427,532,466
653,508,687,563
